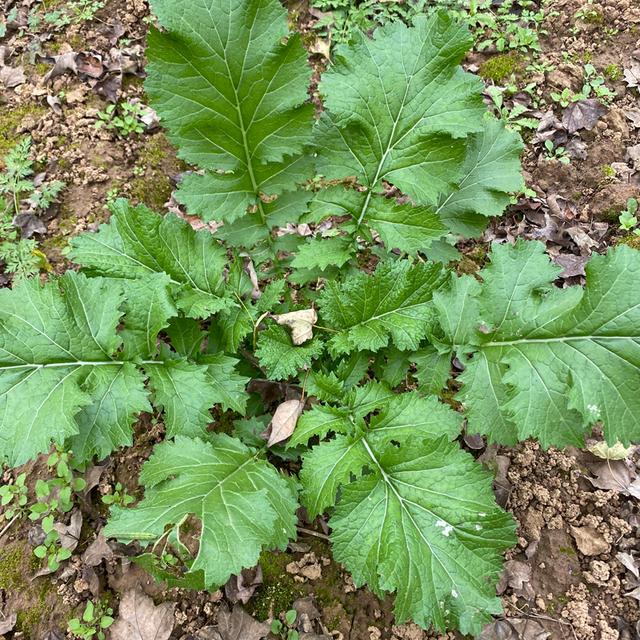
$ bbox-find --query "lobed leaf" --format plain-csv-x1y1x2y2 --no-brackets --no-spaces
104,434,298,588
145,0,315,225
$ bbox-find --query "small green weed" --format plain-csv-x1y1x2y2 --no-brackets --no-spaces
68,600,114,640
0,138,63,279
271,609,300,640
619,198,640,235
96,101,146,137
101,482,135,508
543,139,570,164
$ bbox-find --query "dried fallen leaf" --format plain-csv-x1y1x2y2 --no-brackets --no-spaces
214,605,270,640
587,459,640,498
224,566,263,605
54,509,83,551
624,61,640,88
627,108,640,129
82,532,114,567
0,65,25,88
266,399,304,446
479,618,552,640
43,51,78,83
562,99,607,134
570,525,609,556
616,552,639,578
587,440,635,460
497,560,534,599
109,588,175,640
0,613,17,635
274,308,317,345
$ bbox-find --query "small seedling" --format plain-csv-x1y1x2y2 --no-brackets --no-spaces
271,609,299,640
0,138,63,278
486,87,539,132
101,482,135,508
96,101,146,137
543,139,570,164
619,198,640,235
0,473,28,523
68,600,114,640
33,514,73,572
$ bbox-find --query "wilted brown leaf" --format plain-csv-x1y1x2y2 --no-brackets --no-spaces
266,399,304,446
274,309,318,345
109,588,175,640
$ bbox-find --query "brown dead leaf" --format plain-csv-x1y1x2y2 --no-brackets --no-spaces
266,399,304,446
0,65,26,88
570,525,610,556
587,459,640,498
497,560,534,599
207,605,270,640
479,618,552,640
0,613,17,635
43,51,78,83
624,60,640,89
54,509,82,551
109,588,175,640
562,99,607,134
274,308,317,345
224,566,263,605
616,552,639,578
82,532,114,567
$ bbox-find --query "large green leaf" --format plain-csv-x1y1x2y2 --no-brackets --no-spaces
432,240,640,447
0,272,247,465
146,0,315,225
104,434,298,588
306,12,522,255
295,384,510,633
297,385,462,516
318,259,446,355
331,437,515,634
69,200,234,319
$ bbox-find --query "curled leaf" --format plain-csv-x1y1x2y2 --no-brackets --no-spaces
274,309,317,345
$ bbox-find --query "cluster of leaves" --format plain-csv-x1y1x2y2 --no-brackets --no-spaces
68,600,114,640
2,0,640,635
95,101,147,137
0,137,63,278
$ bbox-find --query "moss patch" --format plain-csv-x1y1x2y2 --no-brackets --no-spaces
0,544,24,591
617,234,640,250
0,103,46,163
248,550,304,620
128,134,183,210
479,53,524,83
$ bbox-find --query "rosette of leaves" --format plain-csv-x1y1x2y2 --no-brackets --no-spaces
145,0,316,258
299,12,523,273
289,378,515,634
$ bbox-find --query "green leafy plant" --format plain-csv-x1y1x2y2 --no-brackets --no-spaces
43,0,105,28
0,137,63,278
486,86,540,132
101,482,135,508
68,600,114,640
2,0,640,635
33,514,73,572
543,139,571,164
0,473,28,526
96,101,146,137
271,609,299,640
619,197,640,234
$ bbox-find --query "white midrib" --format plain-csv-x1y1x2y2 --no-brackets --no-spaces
0,360,161,372
484,335,635,347
355,78,414,229
359,437,466,616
